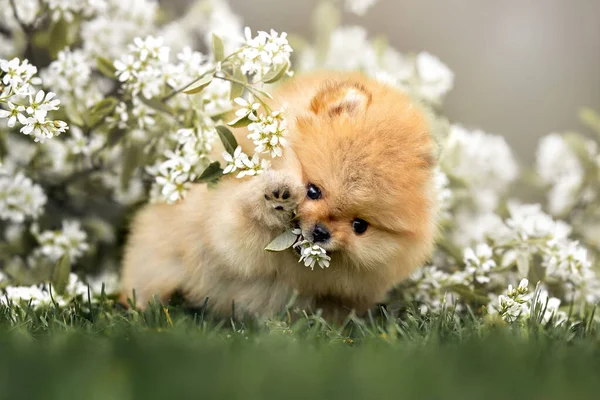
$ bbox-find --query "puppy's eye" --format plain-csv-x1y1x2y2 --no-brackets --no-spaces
306,183,322,200
352,218,368,235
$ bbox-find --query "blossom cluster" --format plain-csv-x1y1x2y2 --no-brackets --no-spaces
0,162,47,223
238,27,293,80
148,125,217,203
291,228,332,270
30,220,89,264
0,272,115,309
296,25,454,105
1,58,68,142
221,100,289,178
403,199,599,325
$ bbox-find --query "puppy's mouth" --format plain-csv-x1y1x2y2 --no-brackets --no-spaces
292,219,336,254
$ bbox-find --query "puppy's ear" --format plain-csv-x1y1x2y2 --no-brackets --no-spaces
310,81,372,117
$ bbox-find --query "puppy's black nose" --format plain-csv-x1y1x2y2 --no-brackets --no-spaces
312,224,330,243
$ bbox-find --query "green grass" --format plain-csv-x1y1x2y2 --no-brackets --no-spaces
1,298,600,399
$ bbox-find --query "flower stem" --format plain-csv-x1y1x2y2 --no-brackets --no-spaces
161,68,216,102
214,74,272,113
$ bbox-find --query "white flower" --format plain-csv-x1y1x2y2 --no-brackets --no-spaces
131,36,169,63
202,1,244,55
293,239,331,270
114,55,139,82
0,101,22,127
66,126,105,156
463,243,496,284
202,78,232,116
489,279,566,326
452,211,509,248
26,90,61,116
152,151,194,203
233,95,260,121
0,272,100,309
504,201,571,242
80,0,158,60
147,125,216,204
86,270,120,295
0,166,47,223
442,124,518,211
0,60,68,142
239,27,293,79
236,154,270,178
433,168,452,221
491,279,531,323
247,108,288,158
533,289,566,325
406,266,462,314
112,35,171,99
17,112,68,142
544,239,592,285
0,57,41,96
65,273,91,297
221,146,270,178
32,220,89,263
0,0,39,26
415,52,454,103
322,27,379,73
45,0,107,23
536,133,586,215
2,285,59,308
345,0,378,16
222,146,247,175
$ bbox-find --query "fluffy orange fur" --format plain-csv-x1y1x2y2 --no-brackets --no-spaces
119,70,439,320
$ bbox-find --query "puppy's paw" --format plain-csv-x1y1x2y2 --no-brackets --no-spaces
261,170,304,226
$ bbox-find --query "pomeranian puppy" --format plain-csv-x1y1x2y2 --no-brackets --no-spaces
120,70,439,320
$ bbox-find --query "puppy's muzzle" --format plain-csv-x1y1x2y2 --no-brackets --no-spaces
312,224,331,243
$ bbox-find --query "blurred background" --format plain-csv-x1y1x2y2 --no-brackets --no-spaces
170,0,600,163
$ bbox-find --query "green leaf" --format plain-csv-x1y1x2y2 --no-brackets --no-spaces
0,133,8,160
516,252,530,278
227,115,252,128
106,126,127,147
139,96,173,115
212,34,225,62
563,132,598,173
96,57,117,79
262,62,290,84
446,284,489,304
313,0,340,63
48,20,71,59
579,107,600,137
65,107,85,127
287,34,310,53
52,254,71,296
229,69,246,100
4,257,39,286
216,125,238,155
183,74,214,95
86,97,119,127
251,86,273,100
120,143,144,192
196,161,223,183
371,35,389,61
265,230,299,252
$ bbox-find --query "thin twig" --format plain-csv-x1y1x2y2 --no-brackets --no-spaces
214,74,272,113
161,68,216,102
8,0,33,33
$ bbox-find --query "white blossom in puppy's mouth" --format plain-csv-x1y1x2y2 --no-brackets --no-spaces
291,227,332,269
